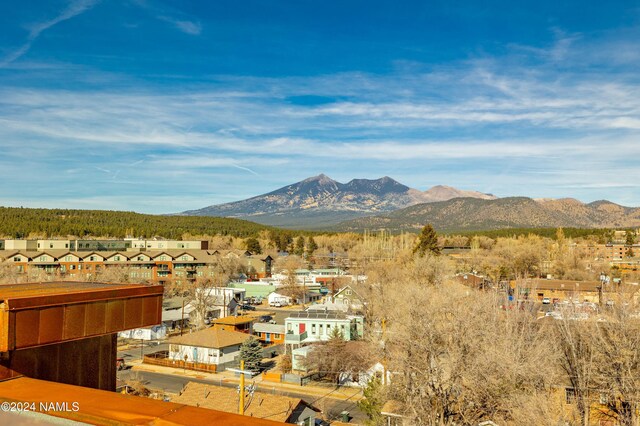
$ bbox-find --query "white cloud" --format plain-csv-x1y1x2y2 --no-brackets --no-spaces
0,0,100,67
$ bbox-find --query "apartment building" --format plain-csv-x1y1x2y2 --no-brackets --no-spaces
0,248,273,285
1,238,208,252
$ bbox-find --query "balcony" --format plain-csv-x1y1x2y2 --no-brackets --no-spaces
284,331,308,344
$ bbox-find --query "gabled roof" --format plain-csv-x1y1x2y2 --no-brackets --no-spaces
0,251,21,260
173,382,319,423
80,251,106,260
150,251,174,260
168,327,250,349
103,252,131,261
334,285,362,299
55,251,82,260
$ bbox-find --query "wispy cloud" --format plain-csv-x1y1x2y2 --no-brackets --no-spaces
0,0,100,67
1,24,640,210
159,17,202,35
133,0,202,35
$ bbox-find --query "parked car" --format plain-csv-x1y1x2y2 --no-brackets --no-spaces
240,304,256,311
116,358,127,371
259,315,273,323
270,301,283,308
542,297,551,304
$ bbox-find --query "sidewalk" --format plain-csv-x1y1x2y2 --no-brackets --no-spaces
129,360,363,402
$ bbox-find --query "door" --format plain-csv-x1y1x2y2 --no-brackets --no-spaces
299,323,306,333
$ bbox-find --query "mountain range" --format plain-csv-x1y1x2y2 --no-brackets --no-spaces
181,174,640,231
181,174,496,229
335,197,640,233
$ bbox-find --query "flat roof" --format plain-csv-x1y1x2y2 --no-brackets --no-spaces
287,311,347,320
0,376,280,425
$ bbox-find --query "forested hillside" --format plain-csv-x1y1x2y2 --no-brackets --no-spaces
0,207,275,239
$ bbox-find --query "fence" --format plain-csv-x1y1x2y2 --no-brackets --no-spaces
143,351,217,373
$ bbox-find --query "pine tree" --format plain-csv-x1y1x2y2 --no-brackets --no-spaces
357,376,386,426
239,337,263,371
307,237,318,256
245,237,262,254
626,230,636,258
413,224,440,257
294,236,305,256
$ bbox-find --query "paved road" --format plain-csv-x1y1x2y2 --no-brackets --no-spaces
117,369,365,423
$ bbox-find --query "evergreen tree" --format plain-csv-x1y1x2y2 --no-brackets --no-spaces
307,236,318,256
245,237,262,254
626,230,636,258
357,376,386,426
413,224,440,257
293,236,305,256
239,337,263,371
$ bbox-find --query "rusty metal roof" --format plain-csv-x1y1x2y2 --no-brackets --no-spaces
0,376,281,425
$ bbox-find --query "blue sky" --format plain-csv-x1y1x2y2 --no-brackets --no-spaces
1,0,639,213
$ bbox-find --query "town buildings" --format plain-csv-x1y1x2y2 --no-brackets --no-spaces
0,245,273,284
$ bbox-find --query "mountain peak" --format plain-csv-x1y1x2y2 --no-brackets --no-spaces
181,175,500,229
302,174,336,185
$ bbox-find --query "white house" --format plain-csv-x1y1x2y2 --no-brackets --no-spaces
267,292,291,306
167,327,250,371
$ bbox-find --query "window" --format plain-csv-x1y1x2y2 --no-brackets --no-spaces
327,324,331,333
138,256,144,261
114,256,121,261
70,265,76,270
311,324,317,334
65,256,71,261
90,256,95,261
49,244,53,248
319,324,324,335
346,289,352,296
182,256,188,261
14,257,20,262
65,243,68,248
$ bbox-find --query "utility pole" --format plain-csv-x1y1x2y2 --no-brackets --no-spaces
180,298,185,336
381,318,387,386
227,361,254,416
239,360,245,415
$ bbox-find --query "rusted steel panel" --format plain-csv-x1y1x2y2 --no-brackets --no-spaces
142,295,161,326
62,303,86,340
105,299,125,333
14,310,39,348
123,297,143,330
38,307,64,345
0,304,8,352
0,283,163,351
84,301,107,336
0,282,163,310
